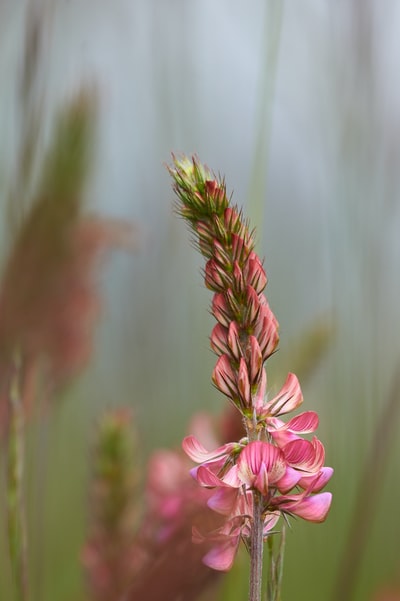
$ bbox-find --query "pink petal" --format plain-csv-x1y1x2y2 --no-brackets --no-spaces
276,466,302,493
254,462,269,496
232,261,245,295
253,368,267,410
208,487,239,515
227,321,242,361
243,285,261,328
202,536,240,571
231,231,251,264
238,358,251,407
238,441,286,490
283,437,325,472
263,373,303,417
205,258,226,291
196,465,226,487
284,411,319,434
282,492,332,522
182,435,238,463
212,355,238,399
245,254,267,294
248,335,263,384
195,464,240,488
298,467,334,492
212,293,231,327
210,323,229,356
254,302,279,359
263,512,280,535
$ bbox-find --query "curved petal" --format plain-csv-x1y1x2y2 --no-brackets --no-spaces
212,293,231,327
298,467,334,492
276,466,302,494
282,492,332,523
262,373,303,417
208,487,239,515
254,463,269,496
248,336,263,384
210,323,229,356
227,321,242,360
283,438,325,473
283,411,319,434
196,466,228,487
254,302,279,359
263,511,280,535
182,435,238,463
253,367,267,411
202,536,240,571
212,355,238,399
238,358,251,407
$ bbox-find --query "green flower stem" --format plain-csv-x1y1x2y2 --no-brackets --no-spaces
7,353,28,601
249,489,264,601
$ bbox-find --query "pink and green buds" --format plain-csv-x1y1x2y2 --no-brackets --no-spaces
168,155,333,574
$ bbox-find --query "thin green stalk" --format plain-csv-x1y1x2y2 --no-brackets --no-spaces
267,525,286,601
7,353,28,601
249,490,264,601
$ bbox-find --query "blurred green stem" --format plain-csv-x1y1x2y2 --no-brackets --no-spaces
7,352,29,601
267,525,286,601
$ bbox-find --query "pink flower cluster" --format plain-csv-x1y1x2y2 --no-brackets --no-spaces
183,376,333,570
168,155,333,572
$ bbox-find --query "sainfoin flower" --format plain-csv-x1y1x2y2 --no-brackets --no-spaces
168,155,333,572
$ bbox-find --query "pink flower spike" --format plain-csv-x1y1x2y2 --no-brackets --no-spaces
262,373,303,418
182,435,238,464
279,492,332,523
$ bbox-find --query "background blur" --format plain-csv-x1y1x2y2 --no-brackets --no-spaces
1,1,400,600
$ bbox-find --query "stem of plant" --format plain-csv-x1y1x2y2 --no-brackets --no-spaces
7,352,29,601
249,489,264,601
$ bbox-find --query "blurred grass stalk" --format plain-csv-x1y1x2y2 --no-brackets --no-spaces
7,352,28,601
247,0,284,243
